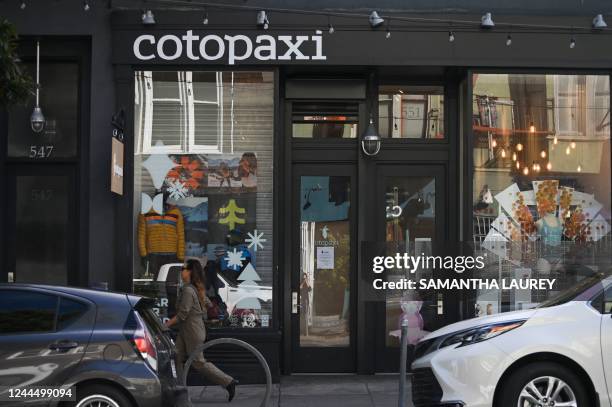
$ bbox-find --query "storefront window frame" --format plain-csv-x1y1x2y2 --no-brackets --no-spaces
465,68,612,243
464,68,612,318
377,78,451,146
129,66,281,333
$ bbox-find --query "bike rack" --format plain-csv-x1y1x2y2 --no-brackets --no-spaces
182,338,272,407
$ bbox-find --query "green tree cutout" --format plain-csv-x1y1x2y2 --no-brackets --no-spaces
0,19,33,107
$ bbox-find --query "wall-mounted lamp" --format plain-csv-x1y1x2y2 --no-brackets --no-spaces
30,40,45,133
361,117,381,156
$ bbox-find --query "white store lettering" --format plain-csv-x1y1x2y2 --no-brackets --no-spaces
278,35,309,60
157,34,183,60
224,34,253,65
133,32,326,64
200,35,225,60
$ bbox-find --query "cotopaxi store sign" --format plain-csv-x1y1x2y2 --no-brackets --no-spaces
133,31,327,64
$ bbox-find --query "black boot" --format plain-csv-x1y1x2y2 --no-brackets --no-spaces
226,379,238,402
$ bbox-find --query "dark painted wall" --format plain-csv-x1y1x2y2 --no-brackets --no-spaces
1,1,116,287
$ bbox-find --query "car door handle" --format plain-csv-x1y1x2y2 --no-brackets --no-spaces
49,340,79,351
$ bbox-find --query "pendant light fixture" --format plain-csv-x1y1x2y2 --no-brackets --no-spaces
480,12,495,29
142,10,156,25
529,121,536,133
369,11,385,28
592,14,607,30
361,116,381,156
256,10,270,30
30,40,45,133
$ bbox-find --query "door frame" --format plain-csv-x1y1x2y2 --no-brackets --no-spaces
4,164,79,285
290,163,358,373
372,163,453,371
0,37,90,287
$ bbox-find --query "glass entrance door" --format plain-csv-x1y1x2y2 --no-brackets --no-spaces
291,165,356,372
375,164,449,371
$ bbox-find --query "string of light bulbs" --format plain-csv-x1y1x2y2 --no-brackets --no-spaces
17,0,612,39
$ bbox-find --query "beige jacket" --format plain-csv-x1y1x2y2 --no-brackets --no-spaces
176,284,211,352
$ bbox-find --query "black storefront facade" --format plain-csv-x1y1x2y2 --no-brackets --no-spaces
2,2,612,380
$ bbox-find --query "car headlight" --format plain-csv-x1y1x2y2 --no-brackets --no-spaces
439,320,526,349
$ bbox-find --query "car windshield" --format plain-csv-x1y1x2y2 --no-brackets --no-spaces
538,272,610,308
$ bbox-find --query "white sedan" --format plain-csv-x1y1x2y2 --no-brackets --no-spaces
411,273,612,407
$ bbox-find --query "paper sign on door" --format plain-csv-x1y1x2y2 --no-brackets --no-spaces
316,247,335,269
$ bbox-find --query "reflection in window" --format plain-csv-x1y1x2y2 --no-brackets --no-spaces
471,73,611,317
133,71,274,329
299,176,351,347
135,71,267,154
292,102,358,139
0,291,58,334
378,86,445,139
384,177,437,347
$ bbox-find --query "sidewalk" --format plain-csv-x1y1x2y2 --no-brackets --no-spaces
189,374,412,407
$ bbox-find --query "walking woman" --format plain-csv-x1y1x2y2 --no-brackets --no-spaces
165,259,238,402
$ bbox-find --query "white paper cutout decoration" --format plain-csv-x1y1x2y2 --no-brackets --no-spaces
494,183,522,223
225,248,246,271
245,230,266,252
166,179,188,200
238,263,261,282
235,263,262,310
482,231,508,259
141,193,164,215
141,142,177,189
590,214,611,241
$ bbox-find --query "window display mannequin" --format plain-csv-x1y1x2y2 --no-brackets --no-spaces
536,211,562,247
138,192,185,280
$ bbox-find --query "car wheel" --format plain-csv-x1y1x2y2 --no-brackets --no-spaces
497,362,590,407
72,384,133,407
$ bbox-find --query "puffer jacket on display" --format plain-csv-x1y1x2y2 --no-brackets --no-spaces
138,206,185,260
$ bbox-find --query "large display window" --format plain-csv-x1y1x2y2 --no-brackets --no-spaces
471,73,611,315
133,70,274,329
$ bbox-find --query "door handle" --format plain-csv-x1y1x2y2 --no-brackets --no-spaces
292,292,300,314
49,340,79,351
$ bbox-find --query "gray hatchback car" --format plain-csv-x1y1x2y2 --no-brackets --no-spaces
0,284,187,407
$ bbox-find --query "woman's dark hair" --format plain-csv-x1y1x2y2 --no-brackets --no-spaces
185,259,206,306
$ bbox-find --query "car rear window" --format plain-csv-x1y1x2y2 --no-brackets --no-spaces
0,290,58,334
57,297,88,330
